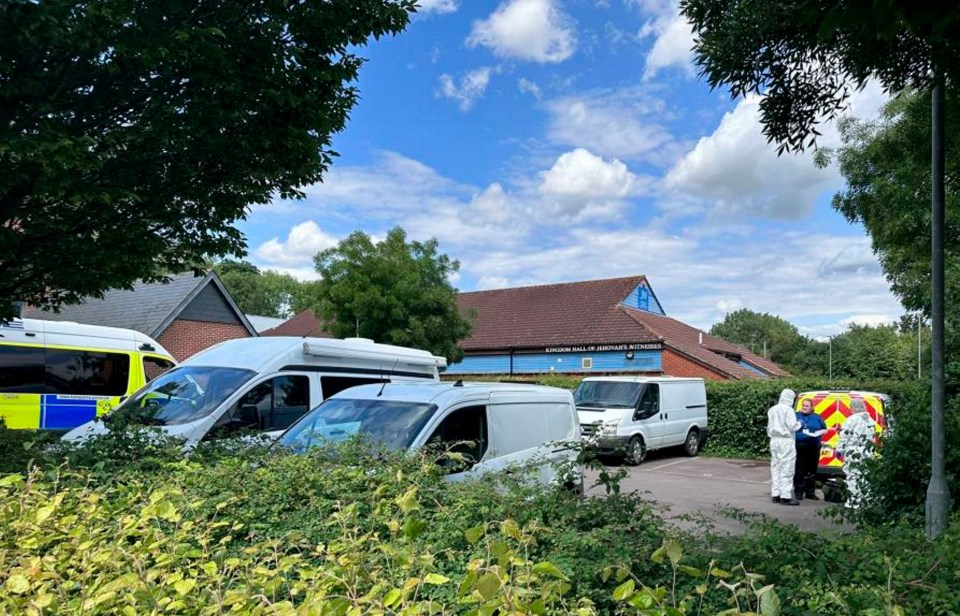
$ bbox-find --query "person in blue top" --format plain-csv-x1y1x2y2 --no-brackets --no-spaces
794,398,828,500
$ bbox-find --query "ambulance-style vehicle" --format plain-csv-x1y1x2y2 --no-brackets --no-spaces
795,390,890,478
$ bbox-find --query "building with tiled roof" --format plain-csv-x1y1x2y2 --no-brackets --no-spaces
260,309,332,338
449,275,788,381
26,272,258,361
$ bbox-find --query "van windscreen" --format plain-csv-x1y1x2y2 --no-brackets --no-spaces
278,399,437,453
574,381,644,410
110,367,256,426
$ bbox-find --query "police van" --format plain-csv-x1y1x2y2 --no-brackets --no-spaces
795,390,890,478
0,319,176,430
62,336,447,447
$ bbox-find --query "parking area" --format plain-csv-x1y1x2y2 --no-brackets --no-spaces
584,453,851,534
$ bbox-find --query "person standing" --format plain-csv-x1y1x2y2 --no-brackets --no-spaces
767,389,802,505
794,398,827,500
837,398,877,509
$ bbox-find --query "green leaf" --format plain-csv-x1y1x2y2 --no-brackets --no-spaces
396,486,419,513
500,519,522,541
464,526,485,544
665,539,683,565
383,588,403,607
5,574,30,594
0,474,23,487
476,573,501,600
35,504,56,525
403,516,426,539
759,586,781,616
424,573,450,585
173,579,196,596
532,561,568,580
612,579,635,601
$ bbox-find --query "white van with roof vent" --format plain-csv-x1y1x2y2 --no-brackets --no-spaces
278,381,582,489
575,376,708,465
62,337,446,447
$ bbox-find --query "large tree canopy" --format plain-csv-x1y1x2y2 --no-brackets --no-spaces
680,0,960,152
709,308,805,366
0,0,414,319
828,91,960,382
313,228,472,363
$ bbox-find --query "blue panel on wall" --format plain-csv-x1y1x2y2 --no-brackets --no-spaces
445,355,512,375
738,360,769,377
624,283,665,315
447,350,662,375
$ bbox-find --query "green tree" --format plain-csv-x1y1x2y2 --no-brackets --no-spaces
680,0,959,152
313,228,472,362
709,309,805,367
831,324,917,381
827,92,960,384
215,260,323,318
0,0,415,319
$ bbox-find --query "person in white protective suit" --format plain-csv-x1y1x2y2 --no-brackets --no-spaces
837,398,877,509
767,389,802,505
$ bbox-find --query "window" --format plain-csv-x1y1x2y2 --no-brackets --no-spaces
635,384,660,420
320,376,387,400
581,357,593,370
143,356,175,383
278,399,437,453
0,346,45,393
427,405,488,468
45,350,130,396
216,375,311,435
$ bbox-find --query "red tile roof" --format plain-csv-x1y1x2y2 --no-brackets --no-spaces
622,308,789,379
260,309,331,338
457,276,661,351
458,275,788,380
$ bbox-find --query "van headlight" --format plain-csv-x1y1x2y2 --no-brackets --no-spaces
601,420,620,436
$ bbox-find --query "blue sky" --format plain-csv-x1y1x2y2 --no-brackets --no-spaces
241,0,904,337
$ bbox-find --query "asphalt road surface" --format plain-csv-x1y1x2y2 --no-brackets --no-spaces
584,453,851,534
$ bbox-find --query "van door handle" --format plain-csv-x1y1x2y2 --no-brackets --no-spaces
663,413,668,419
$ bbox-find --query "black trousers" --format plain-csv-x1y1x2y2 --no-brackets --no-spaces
794,441,820,496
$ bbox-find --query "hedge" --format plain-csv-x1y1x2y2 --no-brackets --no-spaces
702,378,925,458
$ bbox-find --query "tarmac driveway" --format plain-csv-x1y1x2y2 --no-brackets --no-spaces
584,453,851,534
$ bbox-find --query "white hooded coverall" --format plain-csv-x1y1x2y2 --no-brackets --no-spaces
838,404,876,508
767,389,801,499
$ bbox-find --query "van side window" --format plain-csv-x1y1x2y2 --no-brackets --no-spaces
0,346,45,393
320,376,388,400
45,350,131,396
215,375,311,437
635,384,660,419
428,405,488,467
143,356,175,383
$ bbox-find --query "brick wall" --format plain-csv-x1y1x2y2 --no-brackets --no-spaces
662,348,728,381
158,319,252,361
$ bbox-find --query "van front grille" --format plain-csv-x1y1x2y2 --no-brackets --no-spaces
580,423,599,437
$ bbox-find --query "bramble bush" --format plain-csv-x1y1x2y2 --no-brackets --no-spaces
1,422,958,614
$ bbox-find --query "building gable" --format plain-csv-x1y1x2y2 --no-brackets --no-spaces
620,279,665,315
178,283,242,325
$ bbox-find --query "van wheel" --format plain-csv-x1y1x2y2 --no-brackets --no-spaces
624,436,646,466
683,429,700,457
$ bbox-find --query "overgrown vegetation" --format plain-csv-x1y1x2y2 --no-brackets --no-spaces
1,422,958,615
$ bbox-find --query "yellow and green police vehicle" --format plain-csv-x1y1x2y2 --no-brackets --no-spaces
0,318,176,431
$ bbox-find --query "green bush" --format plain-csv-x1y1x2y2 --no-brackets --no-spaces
703,378,925,458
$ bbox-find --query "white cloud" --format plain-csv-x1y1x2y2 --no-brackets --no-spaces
518,78,542,99
539,148,637,199
664,83,888,220
544,88,679,163
664,95,833,219
467,0,577,63
254,221,339,268
640,11,695,78
438,67,493,111
415,0,458,14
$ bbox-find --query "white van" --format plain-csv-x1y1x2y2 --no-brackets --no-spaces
277,381,582,489
1,318,176,431
62,337,446,447
574,376,708,465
